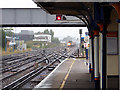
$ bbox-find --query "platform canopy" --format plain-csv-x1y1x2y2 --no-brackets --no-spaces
32,1,94,27
34,1,93,15
33,1,115,28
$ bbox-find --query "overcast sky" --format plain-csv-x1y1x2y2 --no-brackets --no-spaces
0,0,38,8
1,0,88,40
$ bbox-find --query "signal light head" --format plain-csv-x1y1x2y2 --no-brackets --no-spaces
57,16,61,20
56,15,62,20
67,42,71,46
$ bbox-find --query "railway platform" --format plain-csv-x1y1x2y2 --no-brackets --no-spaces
33,58,94,89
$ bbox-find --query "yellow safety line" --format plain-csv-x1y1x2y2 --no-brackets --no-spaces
59,59,76,90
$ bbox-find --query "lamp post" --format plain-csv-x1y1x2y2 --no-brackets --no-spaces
79,29,82,57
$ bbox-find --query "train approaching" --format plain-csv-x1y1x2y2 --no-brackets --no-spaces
67,41,76,47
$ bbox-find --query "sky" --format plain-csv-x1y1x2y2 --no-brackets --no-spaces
1,0,88,40
0,0,38,8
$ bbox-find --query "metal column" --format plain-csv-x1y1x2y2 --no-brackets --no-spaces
97,24,105,89
100,32,103,89
5,30,7,52
91,32,94,81
94,30,100,89
89,37,92,74
98,24,107,89
101,23,107,89
98,6,111,89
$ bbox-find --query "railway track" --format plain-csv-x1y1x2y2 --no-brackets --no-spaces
1,46,77,90
1,48,65,78
1,47,63,73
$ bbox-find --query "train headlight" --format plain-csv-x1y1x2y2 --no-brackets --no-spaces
67,42,71,46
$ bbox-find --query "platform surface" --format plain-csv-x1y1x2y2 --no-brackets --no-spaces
33,58,94,89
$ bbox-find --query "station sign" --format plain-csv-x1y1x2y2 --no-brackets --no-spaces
88,44,90,47
84,36,89,43
84,43,88,48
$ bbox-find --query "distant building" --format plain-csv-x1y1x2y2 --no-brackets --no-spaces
6,36,26,50
6,36,16,48
20,30,34,35
15,30,34,42
33,34,51,42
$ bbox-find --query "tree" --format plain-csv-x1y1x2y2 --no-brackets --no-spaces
52,37,60,44
50,29,54,38
62,36,73,42
0,28,14,49
35,31,42,34
6,30,14,37
0,30,5,49
44,29,50,34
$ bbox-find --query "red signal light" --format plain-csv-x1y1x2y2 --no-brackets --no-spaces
57,16,61,20
56,15,62,20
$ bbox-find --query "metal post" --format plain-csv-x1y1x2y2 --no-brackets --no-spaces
86,48,88,65
91,32,94,81
98,24,107,89
94,30,100,89
78,49,79,57
102,23,107,89
97,24,105,89
80,34,81,56
13,34,14,52
100,32,103,89
5,30,7,52
89,37,92,74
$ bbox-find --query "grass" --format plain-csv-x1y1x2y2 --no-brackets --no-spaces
2,48,32,56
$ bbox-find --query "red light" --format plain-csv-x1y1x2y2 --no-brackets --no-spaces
57,16,61,20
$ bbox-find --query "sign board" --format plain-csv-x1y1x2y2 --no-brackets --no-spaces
81,37,84,42
88,44,90,47
85,32,88,36
84,43,88,48
107,32,118,55
84,36,89,43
